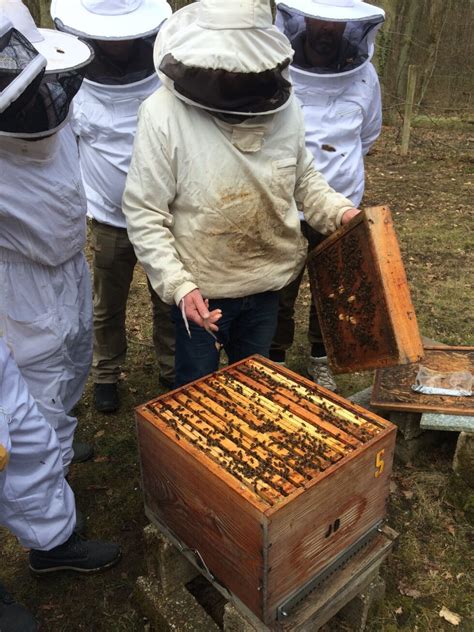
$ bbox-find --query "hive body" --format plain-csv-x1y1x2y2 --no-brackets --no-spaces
137,357,396,625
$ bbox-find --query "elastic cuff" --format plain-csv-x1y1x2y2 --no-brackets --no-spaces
336,205,355,227
173,282,199,307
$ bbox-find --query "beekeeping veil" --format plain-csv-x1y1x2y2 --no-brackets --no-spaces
51,0,172,85
275,0,385,76
154,0,295,117
0,16,46,118
0,0,93,138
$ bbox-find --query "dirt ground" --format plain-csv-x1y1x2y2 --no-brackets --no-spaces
1,122,473,631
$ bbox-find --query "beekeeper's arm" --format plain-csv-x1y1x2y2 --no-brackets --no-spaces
123,106,221,330
123,105,198,307
294,108,359,231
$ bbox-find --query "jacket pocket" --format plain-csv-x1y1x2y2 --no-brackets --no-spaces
272,158,297,218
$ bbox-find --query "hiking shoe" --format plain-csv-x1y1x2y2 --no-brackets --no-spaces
29,532,121,575
0,584,37,632
307,356,337,392
93,383,119,413
71,440,94,464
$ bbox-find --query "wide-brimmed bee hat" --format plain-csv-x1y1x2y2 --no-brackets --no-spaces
0,0,93,72
51,0,172,40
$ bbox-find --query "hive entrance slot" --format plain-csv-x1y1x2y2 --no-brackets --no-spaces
324,518,341,538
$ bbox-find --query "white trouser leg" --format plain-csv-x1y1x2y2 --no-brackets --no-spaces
0,346,75,550
0,252,93,472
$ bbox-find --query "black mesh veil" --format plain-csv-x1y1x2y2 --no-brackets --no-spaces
0,22,46,118
54,18,156,86
0,24,93,137
276,4,384,74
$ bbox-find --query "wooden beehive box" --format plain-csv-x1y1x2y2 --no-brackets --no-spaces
307,205,423,374
136,357,396,626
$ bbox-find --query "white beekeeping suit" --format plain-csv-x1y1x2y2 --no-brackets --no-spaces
0,0,94,471
275,0,385,205
51,0,175,407
0,14,75,552
51,0,172,228
270,1,385,390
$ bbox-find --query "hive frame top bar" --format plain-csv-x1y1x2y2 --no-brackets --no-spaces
138,355,394,512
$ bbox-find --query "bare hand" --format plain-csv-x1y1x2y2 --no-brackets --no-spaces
182,289,222,331
341,207,361,225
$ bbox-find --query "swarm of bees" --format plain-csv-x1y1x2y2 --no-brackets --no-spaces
147,358,384,506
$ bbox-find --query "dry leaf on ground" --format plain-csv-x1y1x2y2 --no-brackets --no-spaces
439,606,461,626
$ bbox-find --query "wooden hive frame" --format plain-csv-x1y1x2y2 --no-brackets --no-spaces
307,205,424,373
371,345,474,415
136,356,396,625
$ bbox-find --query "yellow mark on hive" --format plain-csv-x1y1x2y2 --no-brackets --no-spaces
375,449,385,477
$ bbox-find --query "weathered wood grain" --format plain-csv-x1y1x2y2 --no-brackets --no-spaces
266,430,395,616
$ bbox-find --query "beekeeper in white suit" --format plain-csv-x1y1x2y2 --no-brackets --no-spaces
271,0,385,390
51,0,175,413
0,0,95,470
123,0,361,388
0,15,120,630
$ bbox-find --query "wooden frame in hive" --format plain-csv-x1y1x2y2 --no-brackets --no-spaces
307,205,424,374
136,356,396,625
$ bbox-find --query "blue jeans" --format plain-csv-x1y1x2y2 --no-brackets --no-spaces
173,291,279,387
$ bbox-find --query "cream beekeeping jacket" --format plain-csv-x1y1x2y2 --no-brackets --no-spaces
123,88,354,306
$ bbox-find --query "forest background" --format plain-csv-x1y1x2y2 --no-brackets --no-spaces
25,0,474,122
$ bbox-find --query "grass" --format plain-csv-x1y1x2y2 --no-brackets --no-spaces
1,123,473,631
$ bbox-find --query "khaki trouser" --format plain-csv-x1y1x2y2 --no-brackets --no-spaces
90,220,175,384
270,221,325,356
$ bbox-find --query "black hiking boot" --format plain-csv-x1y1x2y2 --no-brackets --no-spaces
93,383,119,413
29,532,121,575
71,440,94,464
0,584,37,632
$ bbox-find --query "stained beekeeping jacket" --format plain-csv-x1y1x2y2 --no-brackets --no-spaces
0,3,94,472
123,0,354,306
51,0,172,228
0,337,76,550
276,0,385,207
